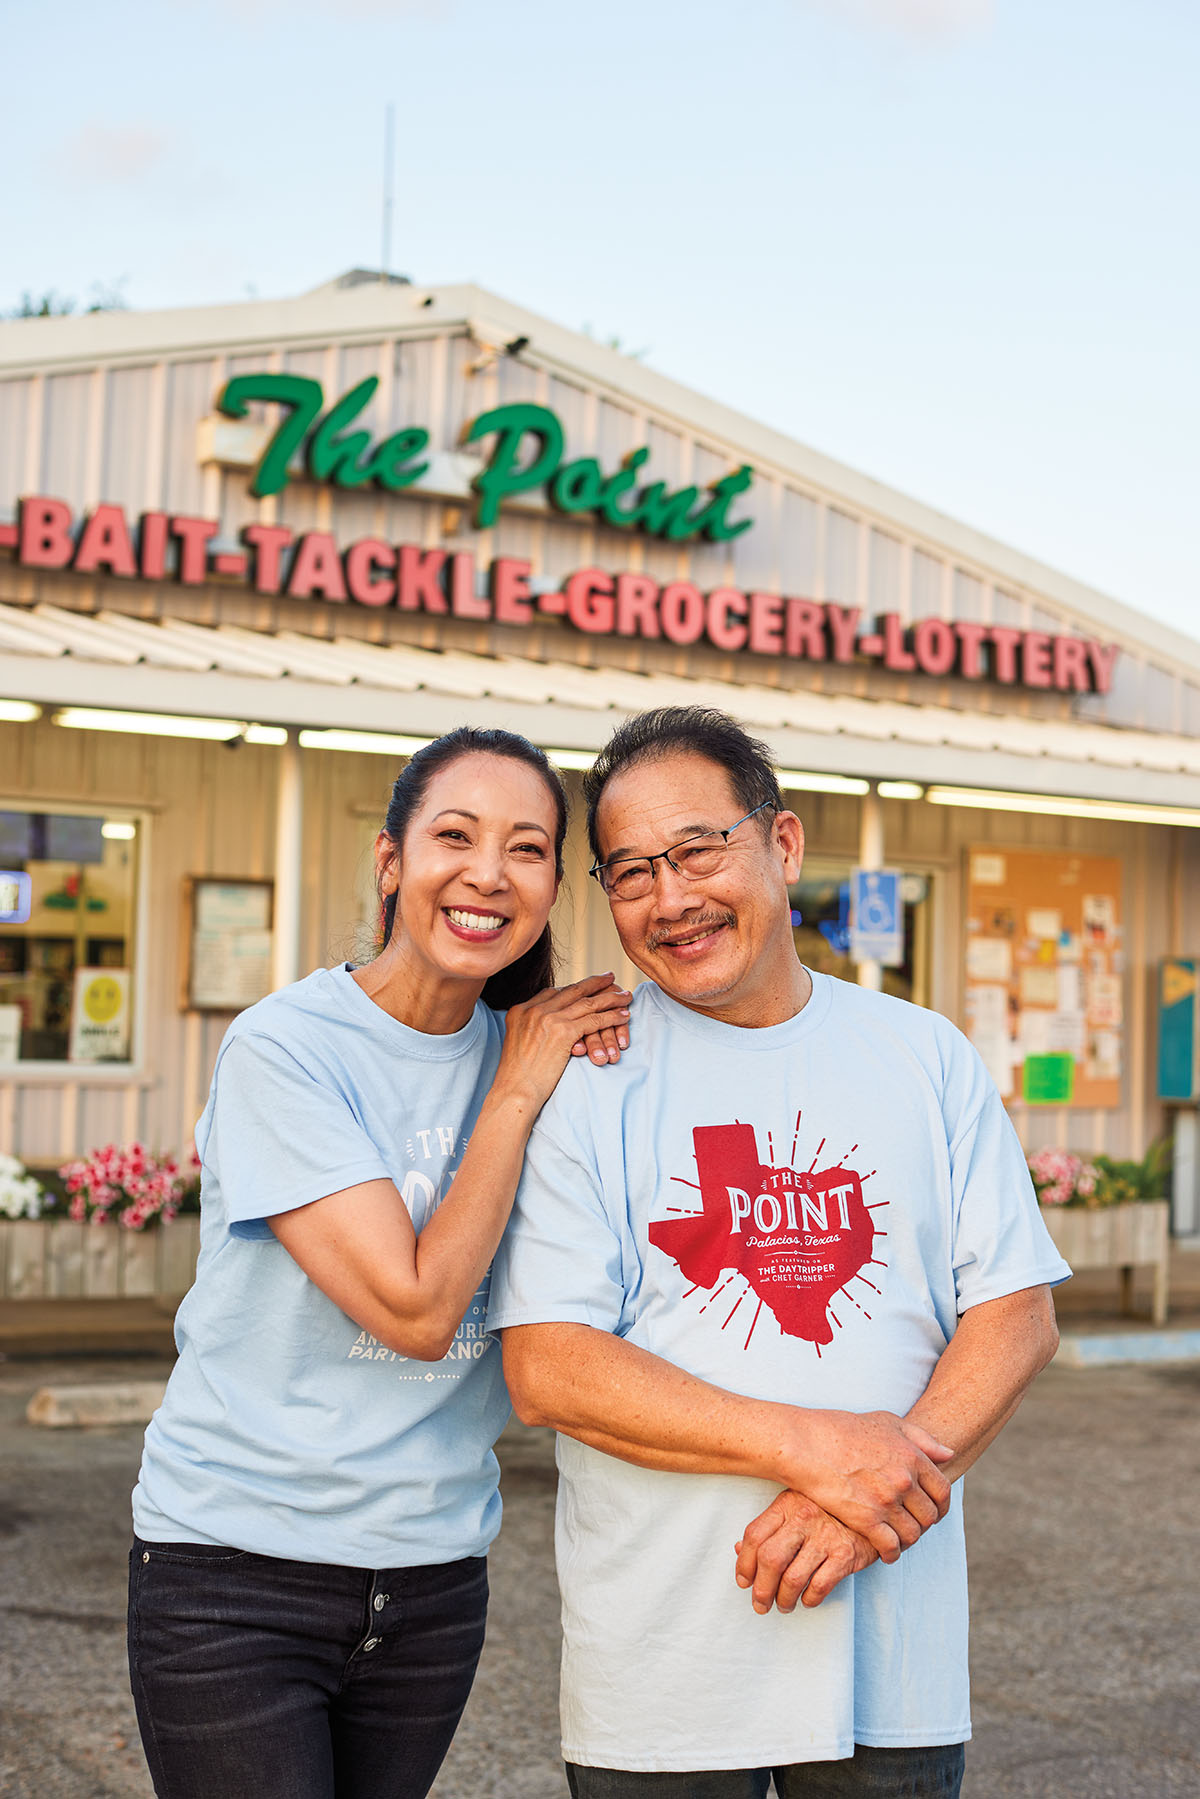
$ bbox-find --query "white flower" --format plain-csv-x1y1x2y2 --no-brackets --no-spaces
0,1153,46,1220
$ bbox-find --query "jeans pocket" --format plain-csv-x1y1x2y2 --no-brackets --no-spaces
133,1535,250,1566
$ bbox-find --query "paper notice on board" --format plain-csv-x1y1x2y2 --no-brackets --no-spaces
967,984,1009,1037
1027,907,1062,941
1057,963,1083,1014
1082,894,1116,944
1087,974,1123,1027
1087,1030,1121,1081
1019,1009,1053,1058
1023,1053,1075,1105
1019,964,1059,1007
1048,1013,1086,1057
970,853,1006,886
967,937,1012,982
976,1035,1015,1098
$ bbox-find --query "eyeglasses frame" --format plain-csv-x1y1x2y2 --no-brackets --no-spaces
588,799,778,898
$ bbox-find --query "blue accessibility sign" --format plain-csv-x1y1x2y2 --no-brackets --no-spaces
849,868,903,966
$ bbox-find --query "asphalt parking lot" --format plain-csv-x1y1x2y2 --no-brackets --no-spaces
0,1354,1196,1798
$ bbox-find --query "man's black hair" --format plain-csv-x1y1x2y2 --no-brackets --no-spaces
582,707,784,864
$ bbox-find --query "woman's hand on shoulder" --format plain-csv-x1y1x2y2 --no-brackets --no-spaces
494,973,631,1109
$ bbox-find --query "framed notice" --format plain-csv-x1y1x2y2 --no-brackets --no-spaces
964,847,1123,1109
183,877,274,1012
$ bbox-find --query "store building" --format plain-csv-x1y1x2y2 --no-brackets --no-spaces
2,271,1199,1233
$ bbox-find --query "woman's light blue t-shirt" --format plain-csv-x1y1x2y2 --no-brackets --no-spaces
133,965,510,1569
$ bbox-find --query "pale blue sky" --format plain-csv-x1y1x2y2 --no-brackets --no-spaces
3,0,1197,641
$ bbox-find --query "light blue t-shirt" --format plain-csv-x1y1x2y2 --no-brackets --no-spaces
134,965,510,1568
488,972,1071,1772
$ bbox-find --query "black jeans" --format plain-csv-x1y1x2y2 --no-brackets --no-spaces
128,1536,488,1799
565,1743,966,1798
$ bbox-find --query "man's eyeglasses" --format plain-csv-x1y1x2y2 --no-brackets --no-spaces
589,801,777,901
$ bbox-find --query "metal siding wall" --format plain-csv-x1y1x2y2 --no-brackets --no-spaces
39,371,92,507
162,360,218,517
0,378,32,506
99,365,156,513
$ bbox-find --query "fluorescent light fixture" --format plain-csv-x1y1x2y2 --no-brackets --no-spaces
925,786,1200,829
298,728,433,756
101,821,137,840
777,769,871,796
877,781,924,801
245,724,289,746
544,747,596,772
0,699,41,723
55,707,243,741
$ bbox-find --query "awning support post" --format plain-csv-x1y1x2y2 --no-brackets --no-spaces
273,726,303,992
856,782,883,993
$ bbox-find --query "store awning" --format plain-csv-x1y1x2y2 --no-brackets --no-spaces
3,600,1200,808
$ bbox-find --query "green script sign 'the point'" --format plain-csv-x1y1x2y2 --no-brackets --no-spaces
216,374,754,544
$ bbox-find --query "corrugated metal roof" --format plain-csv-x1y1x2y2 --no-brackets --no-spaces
3,598,1200,782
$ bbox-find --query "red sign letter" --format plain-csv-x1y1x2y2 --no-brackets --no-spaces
1021,631,1053,689
450,552,487,619
826,605,861,664
170,516,219,586
989,626,1021,684
705,588,748,652
913,617,956,676
345,538,397,606
785,599,825,661
244,524,294,595
18,496,74,568
748,591,783,655
491,558,533,625
1086,641,1119,695
565,568,616,634
615,573,660,639
73,503,136,578
288,532,347,602
660,582,705,645
397,546,448,613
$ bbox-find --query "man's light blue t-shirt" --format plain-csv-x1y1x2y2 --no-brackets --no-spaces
134,965,509,1568
488,973,1071,1771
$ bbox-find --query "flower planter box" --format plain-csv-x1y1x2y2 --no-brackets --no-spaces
0,1217,200,1303
1039,1200,1170,1326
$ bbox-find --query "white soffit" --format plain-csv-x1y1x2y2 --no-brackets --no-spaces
3,601,1200,805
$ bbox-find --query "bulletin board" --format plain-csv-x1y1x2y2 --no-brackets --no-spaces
964,847,1123,1108
181,877,274,1012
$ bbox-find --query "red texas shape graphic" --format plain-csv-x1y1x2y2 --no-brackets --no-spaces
648,1122,879,1349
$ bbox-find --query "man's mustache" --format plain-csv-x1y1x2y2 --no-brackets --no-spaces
645,910,736,952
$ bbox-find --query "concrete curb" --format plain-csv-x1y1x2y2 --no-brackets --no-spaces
25,1379,167,1428
1055,1329,1200,1369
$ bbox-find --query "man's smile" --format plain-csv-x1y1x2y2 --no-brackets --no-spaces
648,913,735,954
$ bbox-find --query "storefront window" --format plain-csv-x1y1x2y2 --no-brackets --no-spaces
0,809,140,1065
789,859,932,1007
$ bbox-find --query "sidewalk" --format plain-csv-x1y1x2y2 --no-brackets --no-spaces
3,1246,1200,1362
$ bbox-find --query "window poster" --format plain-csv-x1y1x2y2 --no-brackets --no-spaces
964,848,1122,1108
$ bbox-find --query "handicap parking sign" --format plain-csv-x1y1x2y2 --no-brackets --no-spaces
849,868,903,966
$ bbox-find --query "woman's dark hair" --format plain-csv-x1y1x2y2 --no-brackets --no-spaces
582,706,783,863
379,726,567,1009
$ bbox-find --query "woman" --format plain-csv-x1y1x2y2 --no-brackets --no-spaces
128,726,631,1799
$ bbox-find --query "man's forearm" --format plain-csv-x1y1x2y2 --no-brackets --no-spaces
903,1283,1059,1480
729,1283,1061,1613
500,1322,953,1557
502,1321,798,1481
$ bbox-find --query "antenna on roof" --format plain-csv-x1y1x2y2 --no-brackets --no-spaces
381,102,395,285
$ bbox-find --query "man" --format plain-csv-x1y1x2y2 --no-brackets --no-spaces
488,707,1068,1798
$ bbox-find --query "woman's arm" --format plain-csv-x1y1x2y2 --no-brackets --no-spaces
270,974,630,1360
